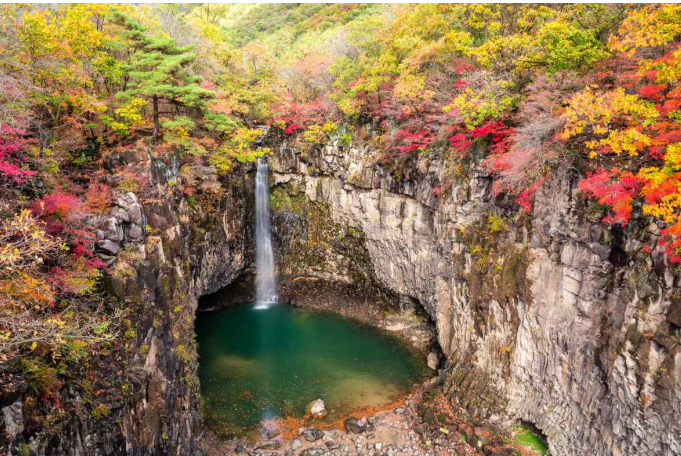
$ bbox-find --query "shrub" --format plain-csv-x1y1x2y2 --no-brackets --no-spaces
85,182,112,215
31,193,84,222
20,359,61,398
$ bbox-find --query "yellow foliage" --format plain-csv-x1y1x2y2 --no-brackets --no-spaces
639,47,681,86
561,87,658,158
209,127,269,174
609,4,681,55
442,83,517,129
394,73,430,102
587,128,652,157
638,143,681,224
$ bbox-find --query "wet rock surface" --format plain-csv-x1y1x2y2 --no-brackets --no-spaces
280,278,436,353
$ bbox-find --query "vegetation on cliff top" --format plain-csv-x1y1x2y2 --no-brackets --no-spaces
0,2,680,449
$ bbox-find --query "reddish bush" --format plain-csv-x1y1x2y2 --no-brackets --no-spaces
393,128,435,154
578,169,644,225
638,84,665,101
32,192,85,222
284,123,302,134
515,178,545,212
0,125,36,185
85,182,112,215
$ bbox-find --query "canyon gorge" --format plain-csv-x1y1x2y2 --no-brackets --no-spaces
1,4,680,456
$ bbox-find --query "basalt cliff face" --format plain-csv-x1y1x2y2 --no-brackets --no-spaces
267,137,681,456
94,158,251,456
1,149,251,456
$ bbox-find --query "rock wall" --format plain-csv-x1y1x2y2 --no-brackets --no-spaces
100,162,251,456
269,139,681,456
1,150,252,456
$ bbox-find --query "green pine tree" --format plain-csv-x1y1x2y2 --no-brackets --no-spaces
112,11,214,140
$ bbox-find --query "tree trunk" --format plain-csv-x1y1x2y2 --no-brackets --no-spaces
152,96,160,140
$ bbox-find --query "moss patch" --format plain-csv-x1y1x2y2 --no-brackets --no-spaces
514,423,548,455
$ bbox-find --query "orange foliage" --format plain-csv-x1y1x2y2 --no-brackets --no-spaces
85,181,112,215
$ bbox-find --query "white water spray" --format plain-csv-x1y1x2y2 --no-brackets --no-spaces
254,158,277,309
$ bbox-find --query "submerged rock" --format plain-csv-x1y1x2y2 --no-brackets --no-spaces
306,398,328,419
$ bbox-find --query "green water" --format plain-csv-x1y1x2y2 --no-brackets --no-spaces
196,303,429,436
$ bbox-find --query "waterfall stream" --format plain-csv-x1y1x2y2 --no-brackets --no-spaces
254,158,277,309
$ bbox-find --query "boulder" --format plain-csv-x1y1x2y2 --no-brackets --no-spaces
116,192,144,226
306,398,328,419
2,399,24,441
96,239,120,256
303,428,324,442
300,449,326,456
344,417,365,434
291,438,303,450
101,216,124,242
267,429,281,439
112,206,131,224
126,224,144,241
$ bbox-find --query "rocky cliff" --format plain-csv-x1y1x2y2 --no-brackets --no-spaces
5,135,679,456
267,137,681,456
1,149,251,456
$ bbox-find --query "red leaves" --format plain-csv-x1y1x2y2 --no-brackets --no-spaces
641,179,677,205
449,121,514,159
454,64,474,74
660,98,681,116
638,84,666,101
393,128,435,154
577,169,643,225
448,132,471,154
272,97,334,135
471,122,506,139
516,178,544,212
32,192,85,222
0,125,36,185
284,123,302,134
660,223,681,263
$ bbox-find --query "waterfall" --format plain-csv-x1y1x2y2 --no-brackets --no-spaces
254,158,277,309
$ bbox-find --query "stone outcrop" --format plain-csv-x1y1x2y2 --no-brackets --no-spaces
96,166,250,456
1,151,251,456
268,139,681,456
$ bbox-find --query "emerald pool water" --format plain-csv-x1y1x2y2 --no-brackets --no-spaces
196,303,430,437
